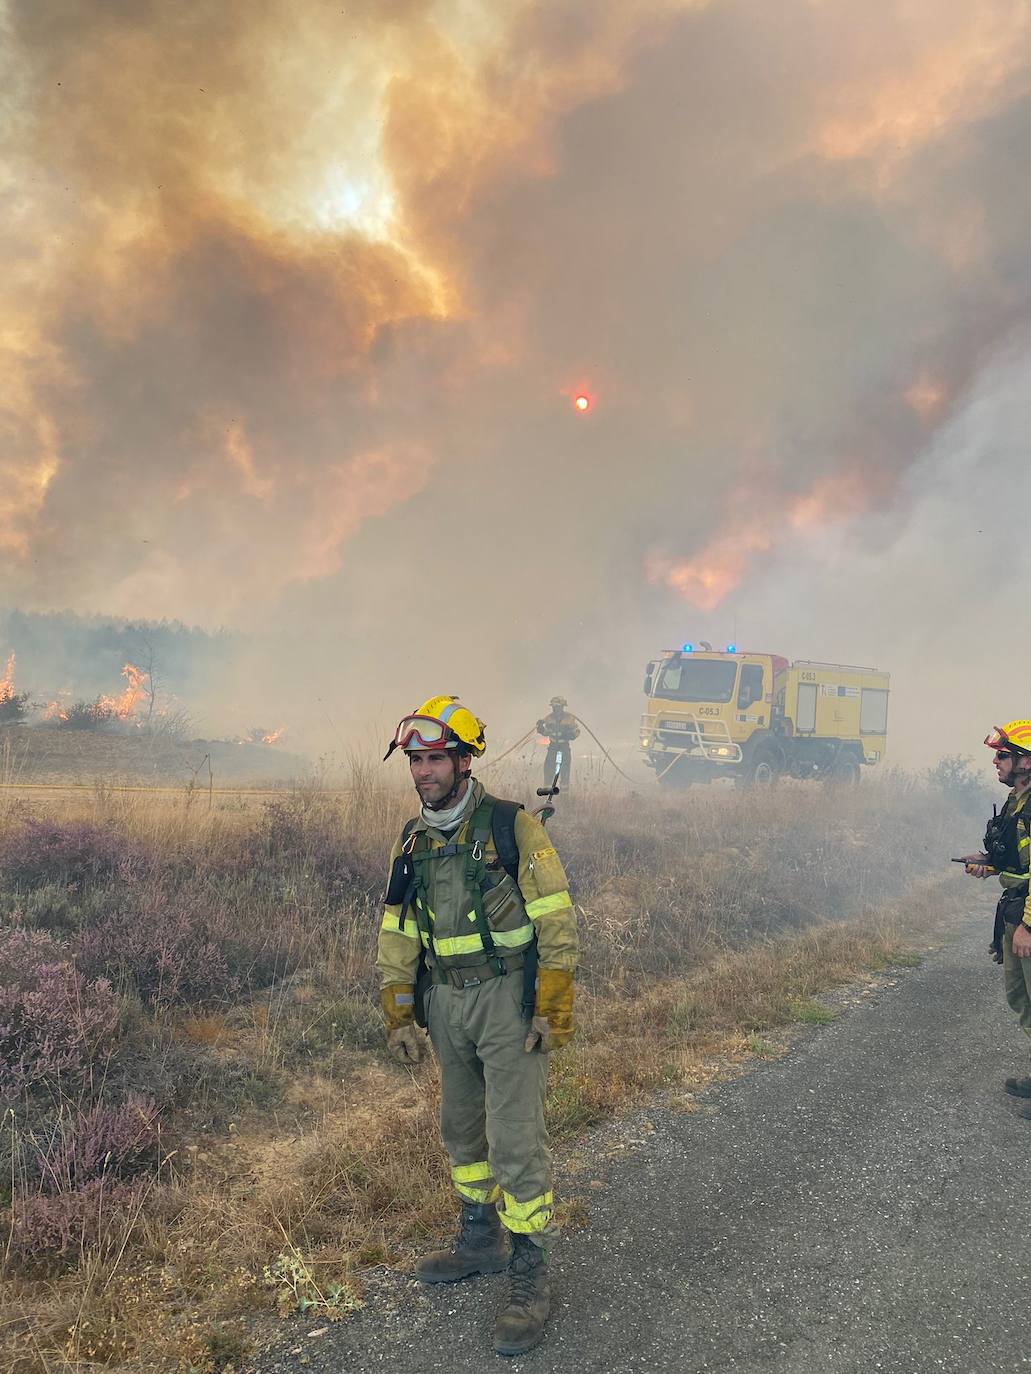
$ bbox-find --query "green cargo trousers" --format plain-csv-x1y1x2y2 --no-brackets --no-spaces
1003,924,1031,1052
426,969,556,1247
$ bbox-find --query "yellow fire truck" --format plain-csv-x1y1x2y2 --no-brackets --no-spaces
640,644,889,786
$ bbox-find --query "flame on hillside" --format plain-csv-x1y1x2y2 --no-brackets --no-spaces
238,726,287,746
39,664,149,723
0,653,15,703
98,663,149,720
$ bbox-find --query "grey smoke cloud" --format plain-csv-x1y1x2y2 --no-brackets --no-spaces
2,0,1030,758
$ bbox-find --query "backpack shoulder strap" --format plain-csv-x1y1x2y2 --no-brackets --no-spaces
487,796,523,884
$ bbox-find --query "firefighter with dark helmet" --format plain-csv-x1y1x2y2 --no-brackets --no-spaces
378,696,578,1356
964,721,1031,1111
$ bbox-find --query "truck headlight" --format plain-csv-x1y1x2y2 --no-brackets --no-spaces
640,735,650,747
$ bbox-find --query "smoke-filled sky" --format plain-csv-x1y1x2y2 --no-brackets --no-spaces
3,0,1031,764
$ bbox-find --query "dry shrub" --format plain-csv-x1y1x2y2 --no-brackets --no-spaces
0,816,146,891
0,928,117,1096
0,767,980,1372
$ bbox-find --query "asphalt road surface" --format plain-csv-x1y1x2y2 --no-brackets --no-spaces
256,916,1031,1374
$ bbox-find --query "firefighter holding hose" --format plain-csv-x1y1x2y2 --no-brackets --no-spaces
536,696,579,790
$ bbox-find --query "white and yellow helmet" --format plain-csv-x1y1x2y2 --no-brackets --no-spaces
384,695,486,761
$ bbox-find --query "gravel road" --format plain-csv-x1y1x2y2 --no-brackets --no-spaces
255,916,1031,1374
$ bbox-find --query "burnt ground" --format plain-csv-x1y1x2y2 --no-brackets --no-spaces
254,916,1031,1374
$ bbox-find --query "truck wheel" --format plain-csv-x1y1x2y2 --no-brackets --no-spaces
736,749,780,788
827,756,861,785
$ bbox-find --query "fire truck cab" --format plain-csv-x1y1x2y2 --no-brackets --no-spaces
640,645,889,786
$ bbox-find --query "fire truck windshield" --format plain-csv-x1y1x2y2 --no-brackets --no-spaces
654,659,738,704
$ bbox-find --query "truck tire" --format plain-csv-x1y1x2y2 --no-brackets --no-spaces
827,755,861,785
736,746,780,789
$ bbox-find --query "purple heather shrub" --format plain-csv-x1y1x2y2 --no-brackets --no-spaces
76,897,239,1007
0,817,150,890
36,1093,161,1193
0,928,117,1096
6,1176,142,1268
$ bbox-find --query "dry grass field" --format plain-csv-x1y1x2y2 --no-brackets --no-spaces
0,759,984,1373
0,726,307,793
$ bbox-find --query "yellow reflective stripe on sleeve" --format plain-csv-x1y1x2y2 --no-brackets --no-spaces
1019,836,1030,850
381,910,419,939
525,891,572,919
498,1190,553,1234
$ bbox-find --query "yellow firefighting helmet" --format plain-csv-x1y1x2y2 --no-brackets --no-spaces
384,696,486,761
984,721,1031,757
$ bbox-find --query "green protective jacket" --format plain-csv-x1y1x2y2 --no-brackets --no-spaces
377,779,578,986
537,710,580,744
996,786,1031,929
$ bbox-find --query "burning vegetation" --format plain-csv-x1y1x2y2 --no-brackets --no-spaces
0,654,31,724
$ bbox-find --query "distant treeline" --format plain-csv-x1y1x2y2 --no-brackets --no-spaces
0,608,242,703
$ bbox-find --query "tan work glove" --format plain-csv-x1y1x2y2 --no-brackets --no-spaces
381,984,426,1064
524,968,575,1053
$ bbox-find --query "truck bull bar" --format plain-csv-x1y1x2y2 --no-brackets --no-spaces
639,710,743,766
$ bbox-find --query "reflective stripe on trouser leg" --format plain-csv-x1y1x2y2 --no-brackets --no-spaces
498,1189,553,1234
425,985,491,1201
1002,925,1031,1054
451,1161,499,1205
428,974,556,1245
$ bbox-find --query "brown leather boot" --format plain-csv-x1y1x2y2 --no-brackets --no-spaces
414,1202,509,1283
493,1234,551,1357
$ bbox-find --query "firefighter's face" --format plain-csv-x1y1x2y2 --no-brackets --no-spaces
408,749,467,804
994,750,1025,786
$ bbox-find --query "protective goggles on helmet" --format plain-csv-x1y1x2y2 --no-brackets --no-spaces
984,725,1031,758
383,714,463,761
393,715,459,751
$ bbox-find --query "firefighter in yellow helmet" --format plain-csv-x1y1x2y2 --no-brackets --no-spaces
535,695,579,790
964,722,1031,1112
378,696,578,1356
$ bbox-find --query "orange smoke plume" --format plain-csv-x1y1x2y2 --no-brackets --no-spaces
905,374,948,424
648,470,874,609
